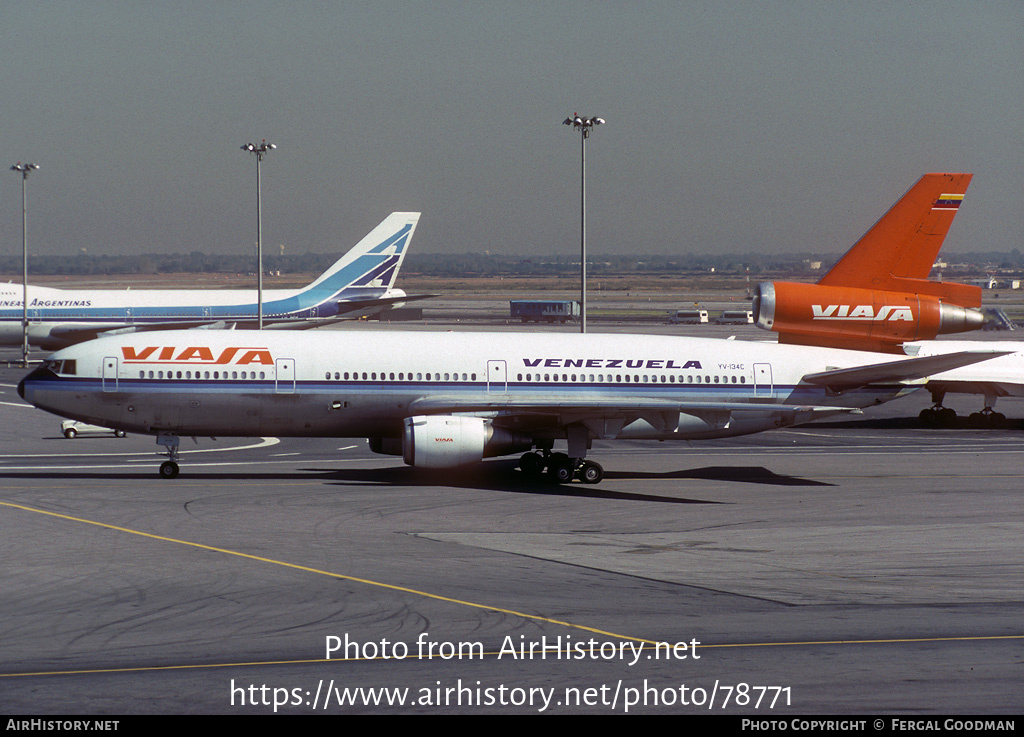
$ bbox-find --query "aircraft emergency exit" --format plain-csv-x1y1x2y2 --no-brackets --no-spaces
18,329,1003,481
0,212,422,350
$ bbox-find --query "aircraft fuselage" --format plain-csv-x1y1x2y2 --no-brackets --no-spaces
20,330,915,443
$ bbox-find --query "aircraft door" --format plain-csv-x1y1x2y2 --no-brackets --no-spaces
275,357,296,394
487,360,507,392
102,356,118,392
753,363,773,397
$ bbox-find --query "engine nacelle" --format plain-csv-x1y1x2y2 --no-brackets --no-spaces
753,282,984,352
401,415,533,468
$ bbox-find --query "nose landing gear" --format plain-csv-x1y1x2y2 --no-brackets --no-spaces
157,434,180,479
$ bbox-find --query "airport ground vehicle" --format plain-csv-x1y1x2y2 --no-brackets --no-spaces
716,310,753,324
61,420,126,439
509,300,580,323
667,309,708,324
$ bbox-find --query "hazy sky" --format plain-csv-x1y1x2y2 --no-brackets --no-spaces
2,2,1021,261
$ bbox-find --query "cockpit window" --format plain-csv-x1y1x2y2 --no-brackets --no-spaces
43,359,77,375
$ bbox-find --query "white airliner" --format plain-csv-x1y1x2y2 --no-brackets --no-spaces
901,340,1024,427
18,329,1002,481
0,213,422,350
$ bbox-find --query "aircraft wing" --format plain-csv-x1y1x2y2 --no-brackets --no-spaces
46,321,237,344
801,350,1011,392
407,350,1005,431
408,394,856,434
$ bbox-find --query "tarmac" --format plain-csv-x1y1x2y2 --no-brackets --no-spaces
0,320,1021,714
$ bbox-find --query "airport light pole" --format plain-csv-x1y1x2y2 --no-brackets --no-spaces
11,162,39,366
241,141,276,329
562,114,604,333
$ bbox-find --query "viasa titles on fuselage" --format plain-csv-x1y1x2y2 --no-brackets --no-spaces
19,329,1004,481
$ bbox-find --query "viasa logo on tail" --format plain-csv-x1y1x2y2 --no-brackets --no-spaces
121,346,274,365
811,305,915,322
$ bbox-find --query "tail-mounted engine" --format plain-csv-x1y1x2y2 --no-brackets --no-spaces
753,282,984,353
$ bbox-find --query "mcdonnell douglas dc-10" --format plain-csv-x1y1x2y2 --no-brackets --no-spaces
0,213,421,350
18,329,1003,481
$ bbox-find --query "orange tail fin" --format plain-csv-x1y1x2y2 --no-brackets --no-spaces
817,173,979,307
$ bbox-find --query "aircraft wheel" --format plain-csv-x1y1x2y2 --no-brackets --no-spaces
519,452,545,477
549,457,575,484
918,408,937,427
578,460,604,484
114,430,127,438
159,461,180,479
938,408,957,427
63,428,77,439
967,412,986,428
990,412,1007,428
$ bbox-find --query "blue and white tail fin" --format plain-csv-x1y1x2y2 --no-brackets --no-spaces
305,212,421,297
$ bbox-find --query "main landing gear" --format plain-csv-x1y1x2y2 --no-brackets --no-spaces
966,409,1007,429
919,389,1009,429
519,451,604,484
919,404,1008,428
918,406,957,428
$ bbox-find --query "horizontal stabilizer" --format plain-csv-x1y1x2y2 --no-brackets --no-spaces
334,293,436,317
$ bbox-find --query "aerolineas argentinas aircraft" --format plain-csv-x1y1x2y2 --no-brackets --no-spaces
18,329,1003,481
0,213,421,350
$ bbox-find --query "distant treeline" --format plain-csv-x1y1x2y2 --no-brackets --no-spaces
0,250,1020,278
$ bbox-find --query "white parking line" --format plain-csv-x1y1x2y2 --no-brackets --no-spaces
0,437,280,459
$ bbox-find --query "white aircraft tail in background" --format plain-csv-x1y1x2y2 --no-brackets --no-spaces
0,212,423,350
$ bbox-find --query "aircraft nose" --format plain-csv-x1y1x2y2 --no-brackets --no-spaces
18,364,57,402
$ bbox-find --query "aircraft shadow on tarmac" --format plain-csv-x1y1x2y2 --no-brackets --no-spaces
0,461,829,496
319,461,832,496
311,462,713,502
812,415,1024,431
604,466,834,487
